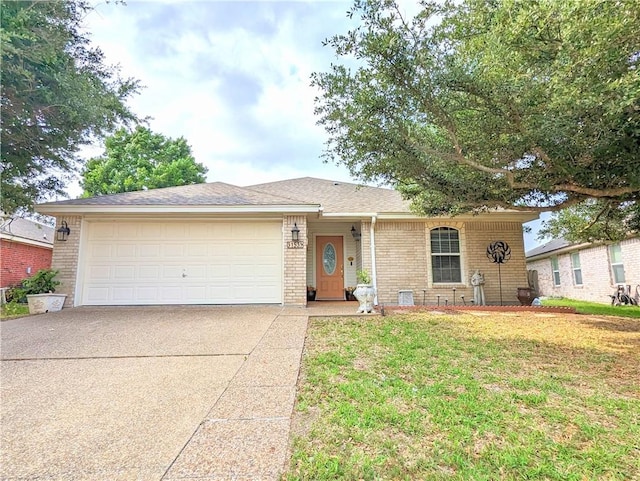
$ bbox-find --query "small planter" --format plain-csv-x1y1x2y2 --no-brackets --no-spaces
26,294,67,314
353,284,376,313
345,289,356,301
516,287,536,306
307,289,317,302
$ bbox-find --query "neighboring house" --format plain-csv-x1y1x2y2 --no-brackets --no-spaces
526,236,640,304
35,177,537,307
1,217,54,288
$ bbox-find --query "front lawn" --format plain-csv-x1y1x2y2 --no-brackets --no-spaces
285,313,640,480
0,302,29,320
542,297,640,318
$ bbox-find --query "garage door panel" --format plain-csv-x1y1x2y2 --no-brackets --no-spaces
139,245,161,257
113,287,135,302
184,265,207,279
138,224,163,239
187,243,208,256
138,266,160,279
159,285,182,300
88,224,116,240
82,221,283,305
184,286,208,300
113,266,136,280
117,224,139,238
162,266,183,280
84,286,109,302
89,244,113,258
115,244,137,258
162,243,185,258
137,286,159,301
87,266,111,281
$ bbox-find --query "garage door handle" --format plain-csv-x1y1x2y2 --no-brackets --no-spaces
182,273,187,278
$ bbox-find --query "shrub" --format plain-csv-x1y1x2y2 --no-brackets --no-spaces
356,269,371,284
21,269,60,295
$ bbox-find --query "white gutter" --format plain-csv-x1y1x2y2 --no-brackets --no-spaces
370,215,378,306
317,211,539,222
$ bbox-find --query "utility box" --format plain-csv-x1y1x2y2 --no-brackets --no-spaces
398,290,414,306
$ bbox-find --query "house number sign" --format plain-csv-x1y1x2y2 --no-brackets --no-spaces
287,240,305,249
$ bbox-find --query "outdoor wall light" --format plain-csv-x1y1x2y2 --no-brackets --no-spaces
351,225,361,241
291,223,300,241
56,220,71,242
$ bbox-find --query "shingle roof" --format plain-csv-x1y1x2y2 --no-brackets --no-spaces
37,182,312,207
0,217,54,245
525,238,572,258
247,177,410,214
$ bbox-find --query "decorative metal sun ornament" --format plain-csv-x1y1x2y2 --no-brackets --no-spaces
486,241,511,264
486,241,511,305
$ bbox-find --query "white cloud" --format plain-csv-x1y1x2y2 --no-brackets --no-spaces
67,0,359,199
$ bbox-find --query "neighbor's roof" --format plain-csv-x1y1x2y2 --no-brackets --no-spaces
247,177,410,214
525,238,573,259
0,217,54,247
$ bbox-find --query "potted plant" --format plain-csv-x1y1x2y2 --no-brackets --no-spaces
353,269,376,313
345,287,356,301
22,269,67,314
307,285,317,302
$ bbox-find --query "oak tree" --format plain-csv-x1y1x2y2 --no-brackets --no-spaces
313,0,640,241
1,0,140,214
81,126,208,196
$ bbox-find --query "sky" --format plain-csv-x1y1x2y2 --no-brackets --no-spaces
78,0,546,250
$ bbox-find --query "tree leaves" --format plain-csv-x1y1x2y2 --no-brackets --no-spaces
80,126,208,196
1,0,140,214
313,0,640,241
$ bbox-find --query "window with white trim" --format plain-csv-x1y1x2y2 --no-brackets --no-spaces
571,252,583,286
430,227,461,283
609,244,625,284
551,256,561,286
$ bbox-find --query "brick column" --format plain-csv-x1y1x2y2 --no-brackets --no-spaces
50,216,82,307
283,215,307,306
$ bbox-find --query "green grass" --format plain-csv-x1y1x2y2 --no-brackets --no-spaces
543,297,640,318
0,302,29,320
285,313,640,480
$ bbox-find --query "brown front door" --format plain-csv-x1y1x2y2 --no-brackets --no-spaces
316,236,344,300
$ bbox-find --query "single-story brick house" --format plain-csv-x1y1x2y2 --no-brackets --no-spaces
36,177,537,307
1,217,54,288
526,236,640,304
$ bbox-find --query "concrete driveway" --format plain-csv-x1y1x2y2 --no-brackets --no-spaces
1,305,309,480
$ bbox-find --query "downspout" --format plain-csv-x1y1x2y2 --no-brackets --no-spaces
370,215,378,306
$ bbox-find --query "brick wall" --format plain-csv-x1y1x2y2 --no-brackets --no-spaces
50,216,82,307
283,215,307,306
465,221,529,306
0,240,53,287
370,219,528,306
373,221,427,305
527,237,640,304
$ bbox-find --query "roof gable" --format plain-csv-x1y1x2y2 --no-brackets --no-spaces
247,177,410,214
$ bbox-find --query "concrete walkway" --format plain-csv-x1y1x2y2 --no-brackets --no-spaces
1,303,360,481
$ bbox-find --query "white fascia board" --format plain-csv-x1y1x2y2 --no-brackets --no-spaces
36,204,320,216
323,211,538,222
319,212,379,219
375,211,539,222
322,210,539,223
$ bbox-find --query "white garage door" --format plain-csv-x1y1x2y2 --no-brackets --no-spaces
81,221,283,305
